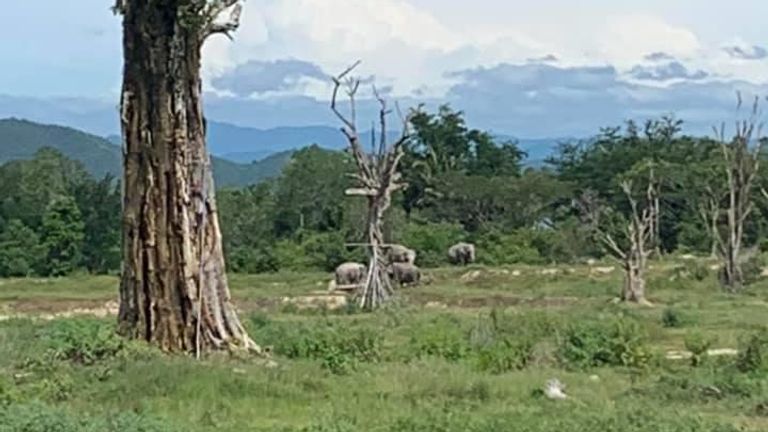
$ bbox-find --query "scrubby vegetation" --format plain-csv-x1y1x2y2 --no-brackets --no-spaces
0,266,766,431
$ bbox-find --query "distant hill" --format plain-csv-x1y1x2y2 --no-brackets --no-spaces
208,122,346,163
0,118,288,187
205,121,568,166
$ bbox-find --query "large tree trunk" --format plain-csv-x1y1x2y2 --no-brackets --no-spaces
117,1,259,354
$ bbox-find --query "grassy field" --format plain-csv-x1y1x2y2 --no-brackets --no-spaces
0,260,767,431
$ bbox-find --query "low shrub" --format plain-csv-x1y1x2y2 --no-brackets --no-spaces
736,327,768,373
685,332,715,367
405,315,470,362
742,253,767,286
252,319,381,374
557,316,653,369
661,307,687,328
673,261,710,282
40,318,127,365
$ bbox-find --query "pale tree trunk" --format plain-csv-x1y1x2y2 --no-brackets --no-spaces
720,196,744,291
622,251,649,304
714,98,763,292
116,0,260,354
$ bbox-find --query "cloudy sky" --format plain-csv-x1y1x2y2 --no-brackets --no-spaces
3,0,768,137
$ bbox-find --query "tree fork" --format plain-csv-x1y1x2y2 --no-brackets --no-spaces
115,0,261,354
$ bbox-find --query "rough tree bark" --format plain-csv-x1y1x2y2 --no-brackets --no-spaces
114,0,261,354
331,62,411,310
713,95,764,292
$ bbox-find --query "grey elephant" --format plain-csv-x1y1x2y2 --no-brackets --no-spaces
388,262,421,286
387,244,416,264
448,242,476,265
334,262,367,287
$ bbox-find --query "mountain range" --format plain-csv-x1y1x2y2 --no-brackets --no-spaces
0,116,566,189
0,94,568,166
0,118,291,188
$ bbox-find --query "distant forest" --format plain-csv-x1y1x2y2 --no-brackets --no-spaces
1,105,766,277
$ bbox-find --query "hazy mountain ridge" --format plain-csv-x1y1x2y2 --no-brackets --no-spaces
0,95,568,165
0,118,286,187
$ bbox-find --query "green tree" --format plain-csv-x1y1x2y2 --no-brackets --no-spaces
39,196,85,276
274,145,353,236
17,148,88,229
219,182,279,273
0,219,42,277
74,175,121,273
401,105,524,216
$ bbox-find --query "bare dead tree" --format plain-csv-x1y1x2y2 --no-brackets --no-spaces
114,0,262,355
330,62,411,310
576,179,657,305
713,94,765,292
698,185,722,258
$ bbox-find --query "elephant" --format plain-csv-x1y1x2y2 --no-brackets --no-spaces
387,244,416,265
388,262,421,286
334,262,367,287
448,242,476,265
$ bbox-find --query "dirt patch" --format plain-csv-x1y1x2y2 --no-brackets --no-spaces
2,299,114,315
0,300,119,321
665,348,738,360
280,293,349,310
408,292,578,308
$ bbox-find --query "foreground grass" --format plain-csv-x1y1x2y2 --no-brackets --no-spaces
0,260,766,431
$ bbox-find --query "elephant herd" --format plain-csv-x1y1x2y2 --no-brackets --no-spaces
332,242,476,291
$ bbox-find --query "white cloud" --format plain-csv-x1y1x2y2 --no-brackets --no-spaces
201,1,719,101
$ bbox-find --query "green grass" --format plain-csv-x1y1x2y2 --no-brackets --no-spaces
0,260,767,431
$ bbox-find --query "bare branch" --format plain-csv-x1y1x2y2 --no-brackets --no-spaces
330,61,362,134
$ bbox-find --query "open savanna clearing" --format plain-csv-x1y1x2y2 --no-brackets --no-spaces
0,259,767,431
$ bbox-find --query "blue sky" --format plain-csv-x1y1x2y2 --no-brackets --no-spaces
2,0,768,137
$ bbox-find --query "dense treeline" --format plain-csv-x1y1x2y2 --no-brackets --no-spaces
0,148,120,277
1,106,766,277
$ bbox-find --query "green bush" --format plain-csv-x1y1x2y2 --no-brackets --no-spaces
252,319,381,374
685,332,715,367
397,221,465,267
468,310,543,373
673,260,710,282
40,318,126,365
300,231,361,272
474,338,533,374
741,253,767,286
557,316,653,369
475,229,543,265
645,366,766,403
273,232,363,272
405,315,470,362
661,307,686,328
228,245,279,273
736,328,768,373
